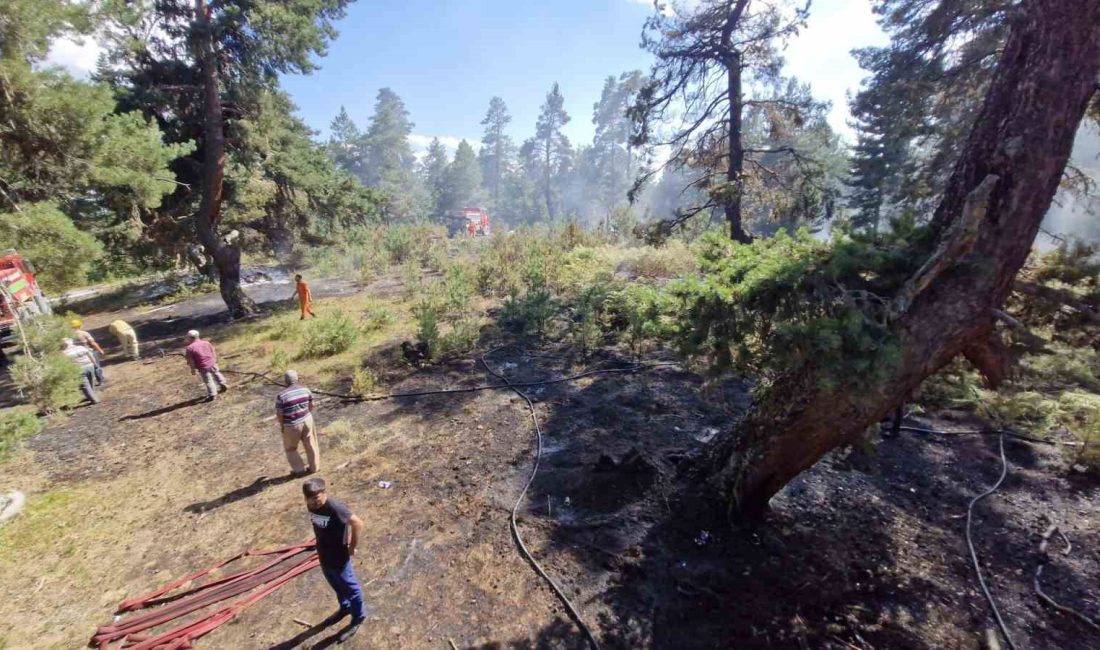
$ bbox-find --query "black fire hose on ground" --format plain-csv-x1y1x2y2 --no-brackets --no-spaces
480,349,602,650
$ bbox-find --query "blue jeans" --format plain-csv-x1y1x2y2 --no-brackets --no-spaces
79,367,99,403
92,352,104,385
320,559,366,621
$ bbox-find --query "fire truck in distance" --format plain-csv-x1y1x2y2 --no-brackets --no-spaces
444,207,491,238
1,250,53,345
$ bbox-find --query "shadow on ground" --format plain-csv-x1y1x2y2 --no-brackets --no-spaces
184,474,299,514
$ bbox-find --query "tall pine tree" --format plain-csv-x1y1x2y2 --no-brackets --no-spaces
532,83,571,220
478,97,513,212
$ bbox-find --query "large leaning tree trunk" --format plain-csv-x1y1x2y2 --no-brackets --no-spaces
710,0,1100,518
193,0,257,319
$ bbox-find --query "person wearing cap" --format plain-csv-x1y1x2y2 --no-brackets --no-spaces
302,477,366,642
70,318,105,386
276,369,319,476
62,338,100,404
184,330,228,401
108,319,140,360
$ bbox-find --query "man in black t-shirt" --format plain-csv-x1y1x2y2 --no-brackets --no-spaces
303,478,367,643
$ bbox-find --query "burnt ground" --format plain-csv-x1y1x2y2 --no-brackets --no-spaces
1,279,1099,649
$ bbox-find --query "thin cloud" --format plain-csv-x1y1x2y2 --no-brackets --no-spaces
43,36,103,78
408,134,482,160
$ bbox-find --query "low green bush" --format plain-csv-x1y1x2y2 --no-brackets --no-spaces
350,366,376,397
0,407,43,461
269,349,290,374
298,311,360,358
413,300,441,359
10,352,82,413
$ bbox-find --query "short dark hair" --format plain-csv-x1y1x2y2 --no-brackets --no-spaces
302,478,326,496
295,274,303,280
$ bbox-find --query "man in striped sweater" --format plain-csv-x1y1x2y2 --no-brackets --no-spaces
276,370,319,477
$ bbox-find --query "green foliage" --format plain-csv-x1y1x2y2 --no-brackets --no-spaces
298,311,359,358
440,263,476,316
616,239,696,279
382,227,414,264
438,319,480,359
0,203,103,290
11,352,82,413
569,281,614,357
360,302,395,333
606,283,667,358
350,366,376,397
502,263,558,338
269,349,290,374
0,407,43,461
440,140,483,213
670,228,924,385
413,300,441,358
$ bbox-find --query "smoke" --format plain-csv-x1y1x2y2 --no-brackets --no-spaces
1039,122,1100,249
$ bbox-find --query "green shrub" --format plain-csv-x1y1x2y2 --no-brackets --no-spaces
606,284,667,359
361,304,395,333
413,300,441,359
1018,346,1100,391
979,390,1059,430
0,407,43,461
10,352,83,413
669,228,924,386
400,259,424,300
440,263,476,316
617,240,696,280
382,226,414,264
918,361,985,411
438,319,480,359
350,366,376,397
502,264,558,338
298,311,360,358
269,349,290,374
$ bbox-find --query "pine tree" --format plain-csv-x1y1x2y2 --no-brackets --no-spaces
0,0,192,286
846,0,1012,225
478,97,513,212
421,137,449,217
98,0,353,316
361,88,422,220
441,140,483,214
632,0,823,243
591,71,644,211
327,106,363,179
532,83,571,219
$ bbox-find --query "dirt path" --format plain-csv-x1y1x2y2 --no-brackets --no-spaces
1,284,1099,649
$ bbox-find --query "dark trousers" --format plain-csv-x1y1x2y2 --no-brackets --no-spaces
320,559,366,621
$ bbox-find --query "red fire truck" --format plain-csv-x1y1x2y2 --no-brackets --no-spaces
0,250,53,345
445,207,491,238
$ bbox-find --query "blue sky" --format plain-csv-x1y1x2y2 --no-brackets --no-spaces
49,0,889,154
279,0,889,153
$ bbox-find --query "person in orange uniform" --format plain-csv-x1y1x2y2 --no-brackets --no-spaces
292,274,316,320
467,220,476,238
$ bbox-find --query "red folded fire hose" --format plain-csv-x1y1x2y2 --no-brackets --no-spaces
90,541,318,650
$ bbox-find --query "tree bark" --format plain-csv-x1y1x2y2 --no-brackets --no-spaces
544,133,555,220
709,0,1100,517
193,0,256,319
722,0,751,244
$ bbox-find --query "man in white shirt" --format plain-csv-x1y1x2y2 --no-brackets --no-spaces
62,338,100,404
